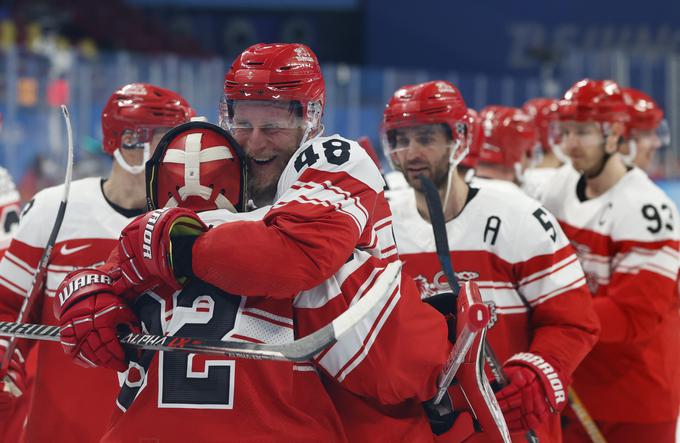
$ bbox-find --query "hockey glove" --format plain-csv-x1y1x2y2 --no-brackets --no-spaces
116,207,208,293
495,352,568,432
0,340,25,418
55,268,140,372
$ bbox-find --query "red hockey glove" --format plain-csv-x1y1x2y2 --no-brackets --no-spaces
54,268,140,372
495,352,568,432
0,340,25,418
116,207,207,293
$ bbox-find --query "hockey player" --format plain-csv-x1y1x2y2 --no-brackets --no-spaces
541,79,680,443
382,80,600,442
54,44,454,442
619,87,669,173
474,105,538,191
0,83,193,442
521,98,565,200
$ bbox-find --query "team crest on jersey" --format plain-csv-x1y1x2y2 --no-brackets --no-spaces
413,270,479,299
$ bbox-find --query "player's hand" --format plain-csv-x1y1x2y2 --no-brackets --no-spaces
495,352,568,432
116,207,208,293
0,340,25,418
54,268,140,372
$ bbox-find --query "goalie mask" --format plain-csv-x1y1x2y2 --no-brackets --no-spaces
146,121,247,213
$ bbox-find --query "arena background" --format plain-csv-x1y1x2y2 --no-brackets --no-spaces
3,0,680,202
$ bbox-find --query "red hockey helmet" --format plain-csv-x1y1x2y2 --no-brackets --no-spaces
557,79,630,125
622,87,665,132
102,83,194,155
146,121,247,213
523,98,559,152
221,43,325,142
382,80,469,167
459,108,482,170
478,106,538,168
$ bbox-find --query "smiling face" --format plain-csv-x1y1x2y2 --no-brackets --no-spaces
229,101,305,206
387,124,452,191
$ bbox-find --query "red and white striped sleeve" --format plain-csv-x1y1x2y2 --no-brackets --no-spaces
192,135,387,298
511,204,600,377
597,196,680,344
294,252,450,405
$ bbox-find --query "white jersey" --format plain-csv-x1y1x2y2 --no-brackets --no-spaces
0,167,21,253
539,164,680,422
389,181,599,440
521,167,559,201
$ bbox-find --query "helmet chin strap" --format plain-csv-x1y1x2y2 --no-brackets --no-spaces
442,140,468,216
620,140,637,166
513,162,526,185
113,143,150,175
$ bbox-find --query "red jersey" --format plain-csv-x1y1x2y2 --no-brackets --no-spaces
541,165,680,423
105,208,347,442
0,177,141,442
389,180,600,442
188,135,451,442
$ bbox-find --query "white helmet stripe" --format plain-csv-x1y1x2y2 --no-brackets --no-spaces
162,146,233,164
184,133,203,200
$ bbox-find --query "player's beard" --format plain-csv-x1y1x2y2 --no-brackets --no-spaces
402,158,450,192
247,151,296,207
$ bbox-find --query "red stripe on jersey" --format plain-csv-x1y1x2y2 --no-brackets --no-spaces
533,275,587,305
241,311,294,330
5,252,37,276
616,238,680,254
380,245,397,255
0,274,26,297
330,283,400,380
513,244,579,282
230,334,264,344
374,219,392,231
518,254,579,287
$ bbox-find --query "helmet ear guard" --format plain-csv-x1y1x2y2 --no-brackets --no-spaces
146,121,248,213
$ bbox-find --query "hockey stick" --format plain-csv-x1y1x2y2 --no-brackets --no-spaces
418,175,504,393
419,175,531,442
1,105,74,374
0,261,402,362
568,387,607,443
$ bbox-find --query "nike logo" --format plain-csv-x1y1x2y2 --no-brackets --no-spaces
60,244,91,255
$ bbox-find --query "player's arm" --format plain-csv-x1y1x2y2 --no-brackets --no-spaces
512,205,600,375
0,192,57,356
187,137,385,298
594,198,680,344
295,254,451,405
496,205,600,431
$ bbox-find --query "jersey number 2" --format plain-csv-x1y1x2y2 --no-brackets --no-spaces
159,281,240,409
